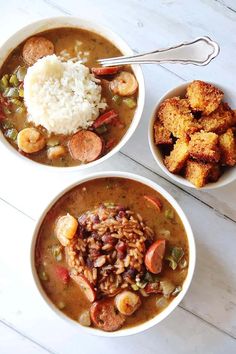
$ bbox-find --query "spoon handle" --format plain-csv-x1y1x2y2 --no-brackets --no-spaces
98,37,220,66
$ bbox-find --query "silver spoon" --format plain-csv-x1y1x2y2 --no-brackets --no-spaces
98,36,219,67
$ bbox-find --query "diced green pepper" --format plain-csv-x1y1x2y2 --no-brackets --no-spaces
136,280,148,289
1,75,9,88
112,94,122,105
123,97,137,109
95,124,108,134
171,247,184,263
5,128,18,141
9,74,19,87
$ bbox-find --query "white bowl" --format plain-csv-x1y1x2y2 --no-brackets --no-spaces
0,17,145,171
30,171,196,337
148,82,236,189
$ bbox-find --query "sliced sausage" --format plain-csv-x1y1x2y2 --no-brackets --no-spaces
90,298,125,331
93,110,118,128
145,239,166,274
70,274,96,302
144,195,162,212
55,266,69,284
91,66,122,76
23,36,54,65
68,130,103,162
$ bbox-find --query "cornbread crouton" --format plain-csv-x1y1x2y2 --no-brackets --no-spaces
153,120,173,145
186,80,223,115
199,103,236,134
189,131,220,163
219,128,236,166
158,97,201,138
208,164,221,182
185,160,213,188
164,139,189,173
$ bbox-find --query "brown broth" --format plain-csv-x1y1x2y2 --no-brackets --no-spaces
35,178,189,330
0,28,138,167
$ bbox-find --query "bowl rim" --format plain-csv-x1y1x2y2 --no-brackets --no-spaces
148,81,236,190
0,16,145,172
30,170,196,337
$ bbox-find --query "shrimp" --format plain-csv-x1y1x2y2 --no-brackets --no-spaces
55,214,78,246
17,127,46,153
47,145,66,160
110,71,138,96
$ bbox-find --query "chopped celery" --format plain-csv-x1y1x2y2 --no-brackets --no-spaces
5,128,18,141
165,209,174,219
18,88,24,97
112,94,122,105
1,119,14,130
10,98,22,106
9,74,19,87
5,87,19,98
51,244,63,262
16,66,27,81
165,255,178,270
123,97,136,109
1,75,9,88
171,247,184,263
131,284,139,291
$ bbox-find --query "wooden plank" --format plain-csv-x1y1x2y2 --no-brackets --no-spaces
0,202,235,354
0,322,52,354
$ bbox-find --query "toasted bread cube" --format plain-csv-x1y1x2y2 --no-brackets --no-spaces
208,164,221,183
199,103,236,134
189,131,220,163
158,97,201,138
187,80,223,115
164,139,189,173
185,160,213,188
219,128,236,166
153,120,173,145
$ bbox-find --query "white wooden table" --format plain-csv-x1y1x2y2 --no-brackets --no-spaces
0,1,236,353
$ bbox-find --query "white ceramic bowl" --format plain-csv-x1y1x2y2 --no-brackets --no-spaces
148,82,236,189
30,171,196,337
0,17,145,171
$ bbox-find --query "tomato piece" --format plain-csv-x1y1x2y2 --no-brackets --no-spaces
55,266,69,284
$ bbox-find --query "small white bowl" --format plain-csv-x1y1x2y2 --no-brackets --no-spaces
0,17,145,171
148,82,236,189
30,171,196,337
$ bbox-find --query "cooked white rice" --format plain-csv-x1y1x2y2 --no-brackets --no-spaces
24,55,106,135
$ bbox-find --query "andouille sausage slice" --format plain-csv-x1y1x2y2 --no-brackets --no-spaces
90,298,125,331
91,66,122,76
70,274,96,302
145,239,166,274
68,130,103,162
23,36,54,65
144,195,162,212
